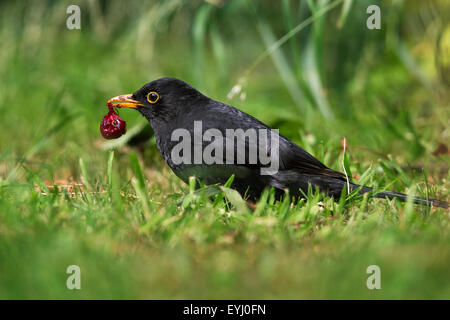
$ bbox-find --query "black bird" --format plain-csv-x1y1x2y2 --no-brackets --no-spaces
107,77,448,208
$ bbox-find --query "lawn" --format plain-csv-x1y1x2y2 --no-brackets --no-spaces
0,0,449,299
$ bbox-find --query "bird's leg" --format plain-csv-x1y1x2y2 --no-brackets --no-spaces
246,200,257,211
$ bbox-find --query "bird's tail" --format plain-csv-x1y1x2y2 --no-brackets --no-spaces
373,190,448,208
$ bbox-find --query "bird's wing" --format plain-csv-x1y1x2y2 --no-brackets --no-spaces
277,137,346,179
180,101,345,179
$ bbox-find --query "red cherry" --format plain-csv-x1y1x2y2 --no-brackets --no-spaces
100,110,126,139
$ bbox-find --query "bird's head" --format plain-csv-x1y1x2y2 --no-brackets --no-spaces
107,77,207,125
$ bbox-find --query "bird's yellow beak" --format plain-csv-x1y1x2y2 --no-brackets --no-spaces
107,94,143,109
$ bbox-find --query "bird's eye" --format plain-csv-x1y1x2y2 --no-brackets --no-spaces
147,91,160,104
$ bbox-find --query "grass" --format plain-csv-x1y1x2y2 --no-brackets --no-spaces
0,0,449,299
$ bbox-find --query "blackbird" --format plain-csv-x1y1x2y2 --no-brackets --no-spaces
107,77,448,208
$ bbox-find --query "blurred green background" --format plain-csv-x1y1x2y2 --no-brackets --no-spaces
0,0,449,299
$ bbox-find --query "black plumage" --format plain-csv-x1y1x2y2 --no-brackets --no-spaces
108,77,448,208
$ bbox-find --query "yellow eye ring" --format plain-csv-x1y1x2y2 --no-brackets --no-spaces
147,91,160,104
